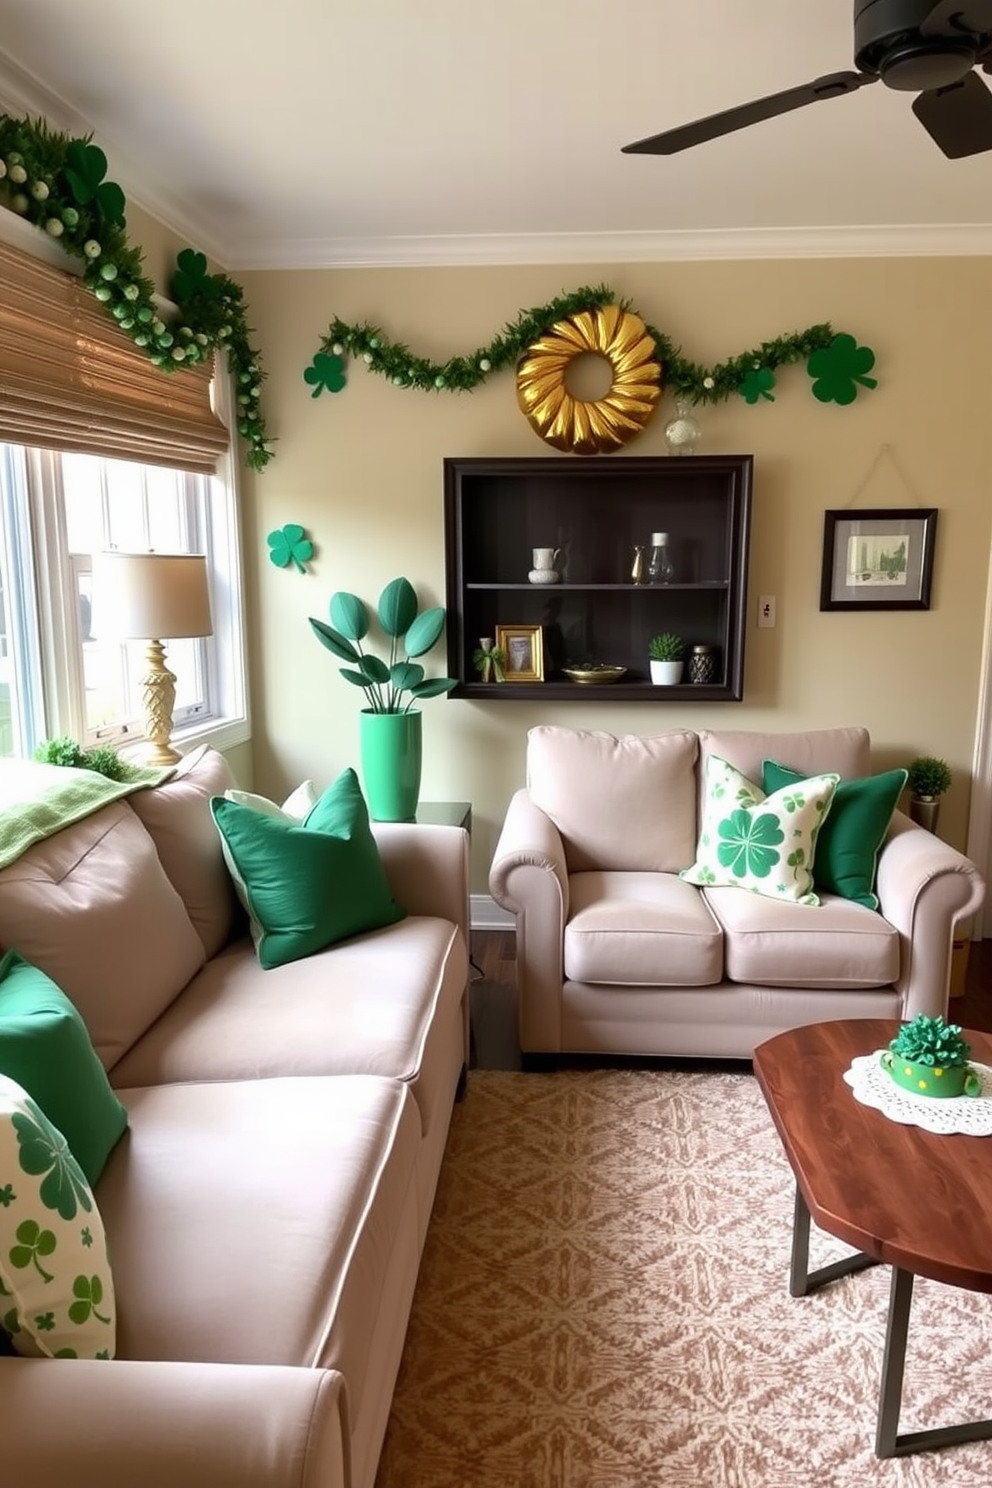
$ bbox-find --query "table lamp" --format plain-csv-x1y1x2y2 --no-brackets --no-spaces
92,551,213,766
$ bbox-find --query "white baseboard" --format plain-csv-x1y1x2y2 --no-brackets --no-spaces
470,894,514,930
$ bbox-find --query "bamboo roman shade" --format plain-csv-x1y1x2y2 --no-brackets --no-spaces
0,239,230,473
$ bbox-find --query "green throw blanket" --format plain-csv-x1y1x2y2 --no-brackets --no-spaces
0,758,175,869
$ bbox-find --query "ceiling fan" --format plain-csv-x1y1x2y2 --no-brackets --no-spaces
622,1,992,160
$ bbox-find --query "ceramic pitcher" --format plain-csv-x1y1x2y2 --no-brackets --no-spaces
529,546,562,584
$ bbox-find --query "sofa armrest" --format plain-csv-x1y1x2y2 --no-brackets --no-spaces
372,822,469,944
489,789,569,1052
874,810,986,1019
1,1358,349,1488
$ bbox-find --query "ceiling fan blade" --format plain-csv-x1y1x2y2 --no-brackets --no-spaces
920,1,992,38
621,71,877,155
912,68,992,153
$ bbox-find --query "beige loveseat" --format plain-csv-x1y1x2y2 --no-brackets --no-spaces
0,746,470,1488
489,725,985,1060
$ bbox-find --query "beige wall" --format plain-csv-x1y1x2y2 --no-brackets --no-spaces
230,257,991,889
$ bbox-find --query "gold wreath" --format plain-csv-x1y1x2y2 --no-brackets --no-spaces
515,305,662,455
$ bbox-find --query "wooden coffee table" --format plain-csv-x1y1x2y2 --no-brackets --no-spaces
753,1017,992,1459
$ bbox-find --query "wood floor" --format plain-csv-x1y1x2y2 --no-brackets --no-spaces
468,929,992,1072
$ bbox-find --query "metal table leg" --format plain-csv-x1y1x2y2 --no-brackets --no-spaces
789,1184,879,1298
876,1265,992,1458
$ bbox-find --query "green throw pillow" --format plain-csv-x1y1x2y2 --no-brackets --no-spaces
210,767,406,970
0,1072,116,1359
681,753,838,906
0,950,127,1186
762,760,908,910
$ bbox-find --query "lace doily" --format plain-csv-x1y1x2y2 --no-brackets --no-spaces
844,1052,992,1135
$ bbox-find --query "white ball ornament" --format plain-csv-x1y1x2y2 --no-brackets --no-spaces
362,351,373,364
99,262,118,281
171,346,186,361
11,193,29,214
8,163,27,184
0,160,6,180
62,206,79,228
83,240,102,258
123,283,140,301
435,374,446,388
45,218,64,237
703,376,715,390
30,180,50,201
479,358,491,372
332,342,344,356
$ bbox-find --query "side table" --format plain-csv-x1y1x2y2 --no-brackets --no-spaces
415,801,472,831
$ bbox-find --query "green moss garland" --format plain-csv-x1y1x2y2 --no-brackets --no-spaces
309,288,876,410
0,112,272,472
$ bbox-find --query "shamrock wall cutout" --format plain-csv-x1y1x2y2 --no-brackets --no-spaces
268,524,314,573
304,351,347,397
807,334,877,405
739,367,776,404
62,141,126,227
171,248,217,303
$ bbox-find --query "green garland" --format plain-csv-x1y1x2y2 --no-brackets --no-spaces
308,287,877,409
0,112,272,472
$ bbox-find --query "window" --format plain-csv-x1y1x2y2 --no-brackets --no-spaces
0,440,248,760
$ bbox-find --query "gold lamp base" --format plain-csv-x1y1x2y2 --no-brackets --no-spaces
139,639,182,767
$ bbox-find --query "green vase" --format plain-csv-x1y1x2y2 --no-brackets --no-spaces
360,710,422,822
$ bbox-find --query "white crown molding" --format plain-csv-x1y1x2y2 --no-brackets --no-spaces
6,53,992,273
0,53,229,267
228,221,992,271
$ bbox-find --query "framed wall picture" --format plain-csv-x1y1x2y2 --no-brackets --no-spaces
820,508,938,611
496,623,544,681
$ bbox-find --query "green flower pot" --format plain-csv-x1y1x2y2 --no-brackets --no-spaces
360,710,422,822
879,1050,981,1099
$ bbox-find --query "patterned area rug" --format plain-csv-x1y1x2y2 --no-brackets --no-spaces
375,1068,992,1488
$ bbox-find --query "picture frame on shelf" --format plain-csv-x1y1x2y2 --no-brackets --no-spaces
820,507,938,612
496,623,544,682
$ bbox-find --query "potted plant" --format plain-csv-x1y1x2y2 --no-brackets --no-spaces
906,754,952,834
309,576,457,821
648,632,685,685
879,1014,980,1099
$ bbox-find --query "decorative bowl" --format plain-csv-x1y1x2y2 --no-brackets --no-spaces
563,664,628,685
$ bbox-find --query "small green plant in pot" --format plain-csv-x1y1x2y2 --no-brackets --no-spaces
309,577,457,821
906,754,952,834
879,1014,980,1099
648,632,685,685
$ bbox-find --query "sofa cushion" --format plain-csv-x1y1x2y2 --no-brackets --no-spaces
0,802,206,1069
762,761,908,911
0,1072,117,1359
699,727,871,801
682,754,838,906
704,886,900,988
210,769,406,970
127,744,242,958
109,915,467,1142
99,1075,418,1449
564,871,723,986
0,950,127,1185
526,726,699,872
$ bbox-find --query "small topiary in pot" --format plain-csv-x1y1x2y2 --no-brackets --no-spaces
879,1014,981,1099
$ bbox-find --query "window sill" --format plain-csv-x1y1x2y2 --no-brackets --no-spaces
118,713,250,765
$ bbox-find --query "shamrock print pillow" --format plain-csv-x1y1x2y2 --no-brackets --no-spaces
681,753,839,906
0,1073,116,1359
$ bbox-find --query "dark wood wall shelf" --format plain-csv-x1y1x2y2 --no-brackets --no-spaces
443,454,753,701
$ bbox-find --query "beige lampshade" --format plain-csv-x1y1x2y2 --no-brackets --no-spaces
91,552,213,640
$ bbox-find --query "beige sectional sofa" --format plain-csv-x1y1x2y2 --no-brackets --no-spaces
0,746,470,1488
490,725,985,1060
